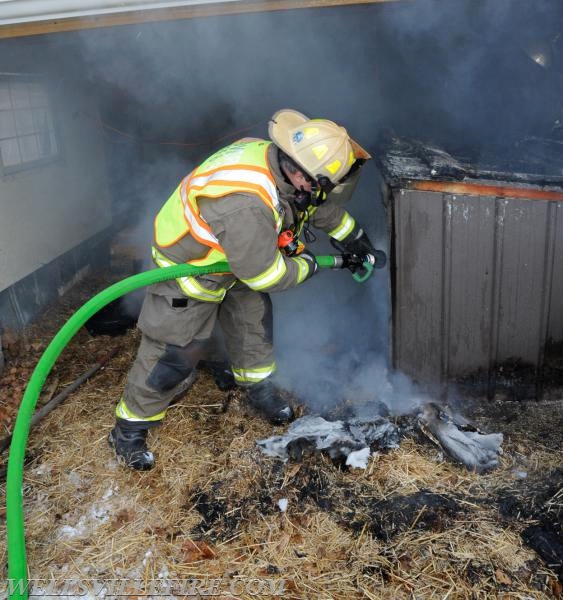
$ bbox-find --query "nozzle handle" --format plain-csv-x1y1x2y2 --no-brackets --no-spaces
352,260,375,283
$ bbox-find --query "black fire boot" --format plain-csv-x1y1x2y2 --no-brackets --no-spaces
246,379,295,425
108,421,154,471
199,360,236,391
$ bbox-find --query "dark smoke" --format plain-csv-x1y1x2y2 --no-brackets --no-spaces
371,0,563,158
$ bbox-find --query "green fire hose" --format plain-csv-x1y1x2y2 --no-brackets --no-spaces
5,254,367,599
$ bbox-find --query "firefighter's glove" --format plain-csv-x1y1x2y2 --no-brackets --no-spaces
339,226,376,255
341,253,366,274
332,226,387,270
299,249,318,280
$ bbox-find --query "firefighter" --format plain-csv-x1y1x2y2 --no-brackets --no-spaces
109,108,383,470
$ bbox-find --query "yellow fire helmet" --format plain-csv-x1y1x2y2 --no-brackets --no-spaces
268,108,371,185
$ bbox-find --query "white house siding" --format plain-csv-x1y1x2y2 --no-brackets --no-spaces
0,45,111,292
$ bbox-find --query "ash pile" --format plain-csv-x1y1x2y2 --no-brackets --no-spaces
258,400,503,473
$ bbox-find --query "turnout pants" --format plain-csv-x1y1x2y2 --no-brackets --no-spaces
117,280,274,424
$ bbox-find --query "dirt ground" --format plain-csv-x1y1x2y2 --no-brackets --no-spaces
0,275,562,599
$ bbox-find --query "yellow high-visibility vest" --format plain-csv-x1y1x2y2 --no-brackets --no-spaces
154,139,283,267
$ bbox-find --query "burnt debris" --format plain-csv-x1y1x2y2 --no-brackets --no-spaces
257,402,503,474
498,468,563,582
376,135,563,188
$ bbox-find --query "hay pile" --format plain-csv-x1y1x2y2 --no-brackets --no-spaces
0,279,562,599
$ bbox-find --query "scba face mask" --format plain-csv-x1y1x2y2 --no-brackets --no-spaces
293,176,332,212
292,161,366,211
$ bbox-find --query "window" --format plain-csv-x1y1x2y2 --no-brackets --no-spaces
0,74,60,173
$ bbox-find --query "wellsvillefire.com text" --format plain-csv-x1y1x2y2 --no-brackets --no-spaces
6,577,287,597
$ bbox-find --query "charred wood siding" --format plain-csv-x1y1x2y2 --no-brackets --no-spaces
391,187,563,393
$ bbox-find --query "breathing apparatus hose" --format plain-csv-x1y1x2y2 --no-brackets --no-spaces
5,255,362,599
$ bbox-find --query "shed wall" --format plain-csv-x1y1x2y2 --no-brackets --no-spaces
392,188,563,388
547,202,563,346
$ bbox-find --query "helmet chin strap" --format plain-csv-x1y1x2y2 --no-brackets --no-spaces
314,175,334,203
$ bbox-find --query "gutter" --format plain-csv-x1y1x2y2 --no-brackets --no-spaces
0,0,402,39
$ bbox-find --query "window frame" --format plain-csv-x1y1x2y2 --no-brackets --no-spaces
0,72,62,176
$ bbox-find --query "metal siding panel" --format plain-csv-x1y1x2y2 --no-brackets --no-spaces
445,195,496,375
392,184,560,391
547,202,563,344
495,199,549,364
394,189,444,383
